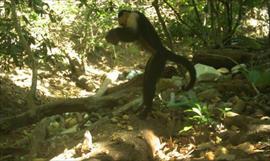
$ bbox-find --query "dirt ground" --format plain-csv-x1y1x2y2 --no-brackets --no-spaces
1,53,270,161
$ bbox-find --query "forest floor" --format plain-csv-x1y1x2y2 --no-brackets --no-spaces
1,50,270,161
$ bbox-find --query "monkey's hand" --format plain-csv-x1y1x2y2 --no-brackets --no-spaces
106,27,138,45
105,29,120,45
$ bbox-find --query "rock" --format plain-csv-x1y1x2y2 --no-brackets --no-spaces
111,117,118,123
216,154,235,161
204,151,215,160
231,98,246,114
197,142,215,150
214,146,228,156
122,114,129,120
47,121,61,135
236,142,255,154
198,88,221,101
126,70,142,79
65,117,78,128
195,64,221,81
127,125,133,131
231,64,247,74
217,67,230,74
61,125,78,134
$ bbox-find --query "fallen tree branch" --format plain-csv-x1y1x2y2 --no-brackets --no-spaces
0,68,181,132
0,89,135,132
112,97,142,116
193,48,253,68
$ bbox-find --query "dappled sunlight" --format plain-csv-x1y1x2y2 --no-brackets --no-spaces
50,130,103,161
84,63,107,76
2,68,33,88
0,67,95,97
245,8,269,37
1,0,270,161
50,142,108,161
0,62,123,99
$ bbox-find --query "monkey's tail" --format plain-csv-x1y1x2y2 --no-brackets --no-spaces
165,50,196,90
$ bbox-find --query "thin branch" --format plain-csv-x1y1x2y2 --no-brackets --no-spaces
223,0,243,44
267,0,270,46
152,0,174,50
163,0,208,45
191,0,203,26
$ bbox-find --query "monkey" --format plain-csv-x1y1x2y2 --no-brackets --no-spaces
106,10,196,117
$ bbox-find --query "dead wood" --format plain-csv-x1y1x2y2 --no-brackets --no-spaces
112,98,142,116
0,88,136,132
193,48,253,68
0,67,181,132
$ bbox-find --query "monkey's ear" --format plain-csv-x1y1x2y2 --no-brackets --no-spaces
105,29,119,45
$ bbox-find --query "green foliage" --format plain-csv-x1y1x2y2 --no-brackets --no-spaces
0,0,57,69
0,17,22,65
185,103,214,125
218,107,232,118
243,0,265,8
166,91,198,109
245,69,270,87
231,36,263,50
165,0,268,48
178,125,193,134
1,0,268,70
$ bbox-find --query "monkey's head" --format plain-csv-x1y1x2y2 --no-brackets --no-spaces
118,10,138,30
118,10,131,26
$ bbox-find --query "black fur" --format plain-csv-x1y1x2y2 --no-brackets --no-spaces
118,9,130,18
106,10,196,117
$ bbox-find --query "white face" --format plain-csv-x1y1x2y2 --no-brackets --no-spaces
126,12,139,30
118,12,128,27
118,11,139,30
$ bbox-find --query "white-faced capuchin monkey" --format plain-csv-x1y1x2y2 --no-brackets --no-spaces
106,10,196,118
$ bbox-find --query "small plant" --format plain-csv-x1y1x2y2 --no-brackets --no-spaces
218,107,232,118
178,125,193,134
185,103,214,125
238,65,270,94
245,69,270,87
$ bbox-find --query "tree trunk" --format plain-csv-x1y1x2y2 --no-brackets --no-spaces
10,0,38,107
267,0,270,48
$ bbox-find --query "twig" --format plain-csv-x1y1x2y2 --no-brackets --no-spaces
163,0,208,45
152,0,174,50
112,98,142,115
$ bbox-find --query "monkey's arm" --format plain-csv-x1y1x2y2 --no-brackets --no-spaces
105,27,139,45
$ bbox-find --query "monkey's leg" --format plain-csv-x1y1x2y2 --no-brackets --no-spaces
140,53,166,118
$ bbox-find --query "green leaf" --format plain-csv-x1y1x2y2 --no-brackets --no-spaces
179,126,193,134
247,69,261,84
192,107,202,116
